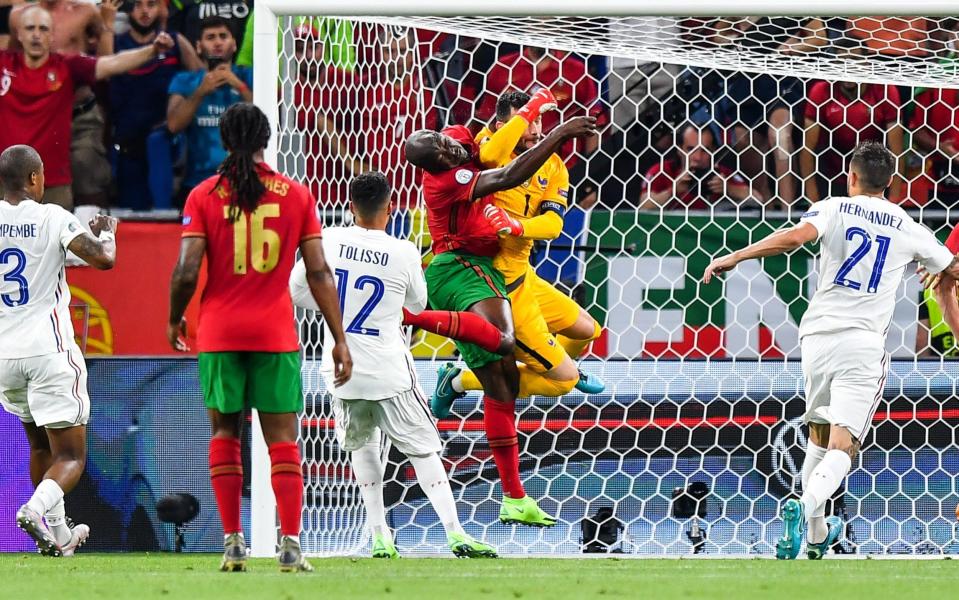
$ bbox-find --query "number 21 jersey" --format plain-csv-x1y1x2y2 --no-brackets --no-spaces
799,195,954,339
181,164,322,352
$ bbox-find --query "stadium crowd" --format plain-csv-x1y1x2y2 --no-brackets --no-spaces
0,7,956,215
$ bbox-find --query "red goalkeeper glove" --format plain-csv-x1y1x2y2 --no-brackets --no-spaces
484,204,523,236
516,88,558,123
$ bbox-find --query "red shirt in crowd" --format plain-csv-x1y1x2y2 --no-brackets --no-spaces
0,50,97,187
642,159,747,210
804,81,901,180
362,78,437,210
909,87,959,193
294,65,361,207
421,126,500,257
181,164,323,352
476,50,605,164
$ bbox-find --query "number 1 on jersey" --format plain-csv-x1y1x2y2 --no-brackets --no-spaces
225,204,280,274
833,227,891,293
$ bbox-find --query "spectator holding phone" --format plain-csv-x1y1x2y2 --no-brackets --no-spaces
166,16,252,204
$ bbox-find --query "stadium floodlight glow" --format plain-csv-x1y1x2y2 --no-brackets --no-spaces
253,2,959,559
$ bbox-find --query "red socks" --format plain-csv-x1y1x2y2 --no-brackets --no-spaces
403,308,504,354
269,441,304,537
482,396,525,498
209,437,243,535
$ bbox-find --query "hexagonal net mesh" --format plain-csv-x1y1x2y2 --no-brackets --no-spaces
272,16,959,556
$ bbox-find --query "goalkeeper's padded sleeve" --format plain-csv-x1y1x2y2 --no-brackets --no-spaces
478,116,528,168
517,210,564,241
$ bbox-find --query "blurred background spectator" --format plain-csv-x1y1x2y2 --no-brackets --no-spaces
110,0,200,211
166,15,251,205
11,0,123,207
801,78,903,203
168,0,251,49
639,123,758,210
0,0,25,50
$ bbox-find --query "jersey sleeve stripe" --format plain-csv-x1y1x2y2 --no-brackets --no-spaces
181,232,206,238
300,233,323,242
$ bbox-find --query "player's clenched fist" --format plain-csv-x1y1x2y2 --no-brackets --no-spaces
484,204,523,236
517,88,558,123
553,116,599,140
89,214,118,237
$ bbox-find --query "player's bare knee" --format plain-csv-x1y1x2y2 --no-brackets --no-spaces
497,330,516,355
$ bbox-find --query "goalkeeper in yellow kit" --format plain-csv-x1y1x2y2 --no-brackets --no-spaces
432,91,604,417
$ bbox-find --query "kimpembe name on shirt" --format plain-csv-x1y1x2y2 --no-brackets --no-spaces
838,201,904,230
0,223,38,238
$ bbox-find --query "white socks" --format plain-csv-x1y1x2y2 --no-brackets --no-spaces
45,499,72,547
26,479,64,517
451,373,466,394
801,443,829,544
350,443,390,539
800,449,852,543
409,453,465,536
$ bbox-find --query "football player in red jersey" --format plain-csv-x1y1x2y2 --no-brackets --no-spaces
167,103,352,572
404,94,597,527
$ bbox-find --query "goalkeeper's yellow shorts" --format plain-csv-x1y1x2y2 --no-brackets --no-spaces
528,269,582,334
508,268,570,374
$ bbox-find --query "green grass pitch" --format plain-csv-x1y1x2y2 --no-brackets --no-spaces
0,554,956,600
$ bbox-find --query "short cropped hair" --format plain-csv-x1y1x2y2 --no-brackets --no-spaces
849,141,895,193
350,171,391,219
495,91,531,122
199,16,233,38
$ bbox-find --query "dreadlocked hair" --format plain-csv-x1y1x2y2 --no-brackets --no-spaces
216,103,271,222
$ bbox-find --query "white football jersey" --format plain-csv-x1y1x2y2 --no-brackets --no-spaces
799,195,954,339
290,226,428,400
0,200,86,359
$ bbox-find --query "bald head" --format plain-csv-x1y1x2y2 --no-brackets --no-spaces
0,145,44,196
404,129,471,173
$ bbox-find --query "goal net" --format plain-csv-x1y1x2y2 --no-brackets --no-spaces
258,10,959,556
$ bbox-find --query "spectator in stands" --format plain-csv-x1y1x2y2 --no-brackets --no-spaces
910,85,959,206
291,23,365,212
111,0,201,210
169,0,251,48
477,46,606,163
0,4,174,209
9,0,124,207
801,78,903,203
639,123,759,210
708,17,824,206
362,27,438,236
167,16,252,204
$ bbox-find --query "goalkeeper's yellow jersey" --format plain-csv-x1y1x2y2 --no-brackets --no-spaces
475,127,570,282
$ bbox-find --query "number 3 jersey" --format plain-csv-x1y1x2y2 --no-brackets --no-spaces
182,164,323,352
799,195,954,339
289,226,428,400
0,200,86,359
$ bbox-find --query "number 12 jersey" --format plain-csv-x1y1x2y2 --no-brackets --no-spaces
799,195,954,339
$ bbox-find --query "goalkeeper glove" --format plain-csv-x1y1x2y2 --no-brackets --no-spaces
484,204,524,236
516,88,558,123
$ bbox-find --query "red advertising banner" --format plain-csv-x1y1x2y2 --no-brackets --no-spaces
67,222,205,356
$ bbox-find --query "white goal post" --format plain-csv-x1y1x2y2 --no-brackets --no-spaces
251,1,959,558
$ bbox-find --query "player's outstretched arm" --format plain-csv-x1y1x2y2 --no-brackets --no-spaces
478,89,558,168
167,237,205,351
300,238,353,386
472,116,597,199
95,32,175,80
702,222,818,284
66,215,118,270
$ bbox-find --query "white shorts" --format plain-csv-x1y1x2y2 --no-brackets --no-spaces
0,350,90,428
800,331,888,441
332,388,441,456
